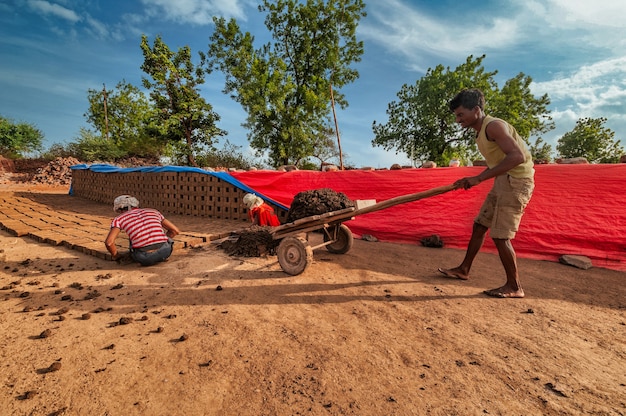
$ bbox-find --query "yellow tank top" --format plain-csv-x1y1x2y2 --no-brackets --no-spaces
476,115,534,178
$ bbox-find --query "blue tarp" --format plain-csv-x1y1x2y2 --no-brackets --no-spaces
69,164,289,210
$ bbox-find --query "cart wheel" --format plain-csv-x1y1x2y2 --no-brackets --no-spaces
277,236,313,276
324,224,353,254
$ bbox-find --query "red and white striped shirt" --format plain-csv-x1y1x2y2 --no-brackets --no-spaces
111,208,168,249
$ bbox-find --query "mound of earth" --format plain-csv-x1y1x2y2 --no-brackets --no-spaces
286,188,354,223
218,226,279,257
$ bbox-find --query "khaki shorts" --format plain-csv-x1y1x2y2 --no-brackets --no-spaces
475,175,534,240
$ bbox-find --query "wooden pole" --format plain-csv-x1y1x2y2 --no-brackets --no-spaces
329,83,344,170
102,84,110,140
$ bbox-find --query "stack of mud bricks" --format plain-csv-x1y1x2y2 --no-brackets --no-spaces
71,168,288,223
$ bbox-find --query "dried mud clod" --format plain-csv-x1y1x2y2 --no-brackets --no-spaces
17,390,38,400
286,188,354,223
218,226,279,257
43,361,62,373
39,329,52,339
420,234,444,248
118,317,133,325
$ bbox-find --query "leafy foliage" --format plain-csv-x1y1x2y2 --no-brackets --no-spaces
141,35,226,166
193,140,256,170
307,131,342,170
40,143,76,160
488,74,553,141
66,128,127,161
0,115,44,158
529,137,553,162
207,0,366,167
84,81,162,157
557,117,623,163
371,55,554,166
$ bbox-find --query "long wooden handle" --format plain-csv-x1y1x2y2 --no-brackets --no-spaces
353,183,457,216
271,183,458,239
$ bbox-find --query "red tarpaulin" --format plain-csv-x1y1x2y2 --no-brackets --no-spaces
232,165,626,271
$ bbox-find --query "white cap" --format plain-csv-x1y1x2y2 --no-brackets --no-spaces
113,195,139,212
243,193,263,209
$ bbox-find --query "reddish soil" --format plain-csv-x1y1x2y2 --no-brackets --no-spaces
0,175,624,416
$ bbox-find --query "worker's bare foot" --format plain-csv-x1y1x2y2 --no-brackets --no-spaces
437,267,469,280
483,285,524,298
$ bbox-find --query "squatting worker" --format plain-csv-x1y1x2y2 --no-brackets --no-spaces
438,88,534,298
242,193,281,227
104,195,180,266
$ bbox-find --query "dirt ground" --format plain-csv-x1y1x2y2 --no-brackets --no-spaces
0,176,624,416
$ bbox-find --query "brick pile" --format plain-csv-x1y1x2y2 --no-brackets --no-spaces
30,157,82,186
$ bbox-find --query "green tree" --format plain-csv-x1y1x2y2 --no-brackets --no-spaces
67,128,127,162
85,80,162,158
557,117,623,163
40,143,74,160
0,115,44,158
194,140,257,170
308,130,342,170
207,0,366,168
489,73,553,141
141,35,226,167
371,55,554,166
529,137,553,163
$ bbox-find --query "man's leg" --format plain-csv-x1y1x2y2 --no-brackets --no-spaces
438,222,488,280
484,238,525,298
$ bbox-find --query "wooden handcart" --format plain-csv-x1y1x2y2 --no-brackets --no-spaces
270,183,456,275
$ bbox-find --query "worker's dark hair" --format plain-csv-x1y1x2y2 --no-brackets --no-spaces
449,88,485,112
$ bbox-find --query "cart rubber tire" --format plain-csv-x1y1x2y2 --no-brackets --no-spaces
277,236,313,275
324,224,353,254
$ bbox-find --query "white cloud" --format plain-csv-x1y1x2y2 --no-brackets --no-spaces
531,56,626,150
524,0,626,51
360,1,521,72
548,0,626,28
362,0,626,75
27,0,80,23
139,0,250,25
85,16,109,39
532,56,626,112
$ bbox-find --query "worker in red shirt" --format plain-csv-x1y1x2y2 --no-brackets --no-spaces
104,195,180,266
243,193,281,227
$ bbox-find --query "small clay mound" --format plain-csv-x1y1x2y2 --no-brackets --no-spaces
219,226,279,257
420,234,444,248
286,188,354,223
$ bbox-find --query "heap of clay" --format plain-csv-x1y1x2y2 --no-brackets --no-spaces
285,188,354,223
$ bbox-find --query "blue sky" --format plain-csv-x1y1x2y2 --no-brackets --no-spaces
1,0,625,168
